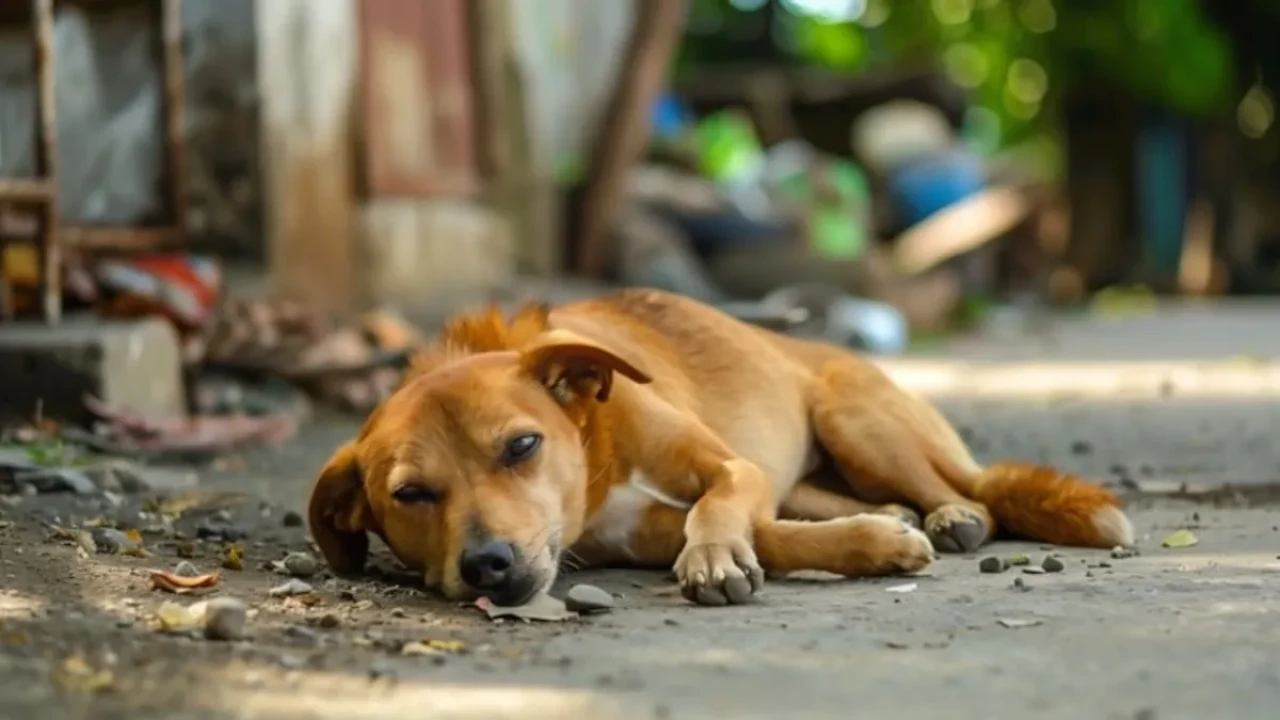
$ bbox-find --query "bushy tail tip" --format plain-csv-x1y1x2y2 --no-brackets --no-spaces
973,462,1134,548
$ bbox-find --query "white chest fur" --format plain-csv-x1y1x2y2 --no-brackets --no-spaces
582,471,692,558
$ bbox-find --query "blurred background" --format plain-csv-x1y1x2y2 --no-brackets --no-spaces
2,0,1280,424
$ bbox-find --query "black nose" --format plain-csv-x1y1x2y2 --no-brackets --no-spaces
459,540,516,590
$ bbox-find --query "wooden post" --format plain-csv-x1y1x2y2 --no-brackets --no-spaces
257,0,359,316
33,0,59,324
575,0,688,278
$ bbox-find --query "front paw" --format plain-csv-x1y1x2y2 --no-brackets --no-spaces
674,538,765,606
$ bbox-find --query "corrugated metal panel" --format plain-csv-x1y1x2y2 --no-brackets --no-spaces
507,0,636,181
357,0,477,198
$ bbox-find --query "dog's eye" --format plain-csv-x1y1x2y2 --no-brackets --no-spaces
391,485,439,504
500,433,542,467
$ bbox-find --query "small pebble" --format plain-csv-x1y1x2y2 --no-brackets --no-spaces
1021,567,1046,575
285,625,321,645
90,528,138,555
390,607,406,618
1041,556,1065,573
1011,577,1030,592
204,597,248,641
283,552,319,578
269,579,314,597
1069,440,1092,456
978,556,1007,574
565,584,615,614
1110,545,1139,560
278,654,307,670
174,560,200,578
281,511,304,527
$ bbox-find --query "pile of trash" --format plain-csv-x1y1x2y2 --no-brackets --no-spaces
612,92,1034,353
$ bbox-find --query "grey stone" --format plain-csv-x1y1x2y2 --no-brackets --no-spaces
565,584,615,614
91,528,138,554
978,556,1007,574
282,552,318,578
204,597,248,641
269,579,313,597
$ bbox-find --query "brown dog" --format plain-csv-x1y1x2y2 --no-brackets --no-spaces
309,290,1132,607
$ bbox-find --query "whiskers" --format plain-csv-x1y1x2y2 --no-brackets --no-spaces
557,548,589,575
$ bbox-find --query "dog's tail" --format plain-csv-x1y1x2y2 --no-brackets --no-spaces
953,461,1134,548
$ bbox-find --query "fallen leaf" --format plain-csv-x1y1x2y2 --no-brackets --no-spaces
156,601,205,632
221,545,244,571
425,639,467,654
885,582,917,594
997,618,1043,629
53,654,116,694
124,529,143,544
1162,529,1199,548
150,490,250,519
122,546,152,559
150,569,220,594
400,641,440,657
473,594,574,622
1005,553,1030,566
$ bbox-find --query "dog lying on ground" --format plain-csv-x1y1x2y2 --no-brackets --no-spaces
309,289,1133,607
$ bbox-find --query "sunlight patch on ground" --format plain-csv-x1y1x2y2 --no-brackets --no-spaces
210,673,634,720
0,590,45,621
875,359,1280,399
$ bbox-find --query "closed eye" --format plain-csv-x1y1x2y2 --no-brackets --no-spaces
391,484,440,505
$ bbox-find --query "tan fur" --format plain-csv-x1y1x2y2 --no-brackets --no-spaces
309,289,1131,607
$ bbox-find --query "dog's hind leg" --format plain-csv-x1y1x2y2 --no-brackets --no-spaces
807,360,996,553
781,480,921,528
753,515,936,577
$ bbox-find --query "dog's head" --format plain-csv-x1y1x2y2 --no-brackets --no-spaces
307,315,651,606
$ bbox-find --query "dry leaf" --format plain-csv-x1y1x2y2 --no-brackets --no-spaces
150,569,220,595
997,618,1043,629
123,546,152,559
425,639,467,654
400,641,440,657
156,601,204,632
53,654,116,693
124,529,143,544
151,490,250,518
473,594,574,622
221,545,244,571
1162,529,1199,548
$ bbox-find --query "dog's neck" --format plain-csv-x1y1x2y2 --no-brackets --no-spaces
578,401,621,519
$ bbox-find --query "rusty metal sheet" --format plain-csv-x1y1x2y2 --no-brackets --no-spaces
357,0,478,198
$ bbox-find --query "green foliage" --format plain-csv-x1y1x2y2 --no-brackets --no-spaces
681,0,1239,152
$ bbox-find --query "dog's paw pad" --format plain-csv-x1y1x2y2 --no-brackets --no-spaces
675,540,764,607
925,505,989,553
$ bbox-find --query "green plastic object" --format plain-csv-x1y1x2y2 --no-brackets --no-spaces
773,157,872,261
695,110,765,182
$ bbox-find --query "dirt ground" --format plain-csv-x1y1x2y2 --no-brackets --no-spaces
4,305,1280,720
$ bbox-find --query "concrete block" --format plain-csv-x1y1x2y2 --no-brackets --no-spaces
0,315,185,425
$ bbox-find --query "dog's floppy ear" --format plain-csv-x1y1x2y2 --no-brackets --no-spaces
308,442,372,575
519,328,652,403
